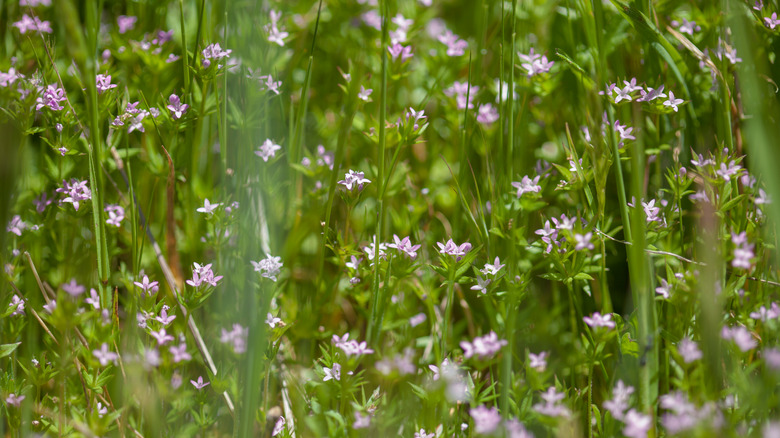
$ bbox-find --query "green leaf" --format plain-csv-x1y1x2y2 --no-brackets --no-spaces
0,342,21,358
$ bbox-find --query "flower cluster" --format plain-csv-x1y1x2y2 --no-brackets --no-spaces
251,255,283,282
519,48,554,77
185,263,223,288
56,179,91,211
201,43,232,69
460,331,507,360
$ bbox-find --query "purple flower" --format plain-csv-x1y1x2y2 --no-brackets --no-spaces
251,255,284,282
663,91,684,112
166,94,189,119
512,175,542,198
520,50,554,77
338,170,372,191
528,351,548,371
5,393,25,408
196,198,221,215
437,30,468,56
574,232,594,251
168,343,191,363
85,288,100,309
476,103,499,126
6,215,26,236
721,325,757,352
61,278,85,297
117,15,137,34
414,429,435,438
469,405,501,435
155,305,177,326
677,337,702,363
353,411,371,429
603,380,634,420
409,313,427,327
387,43,413,62
323,363,341,381
637,85,666,102
93,343,118,366
481,256,505,276
201,43,232,68
765,12,780,29
56,178,91,211
533,386,570,417
655,279,671,299
436,238,472,260
36,84,67,111
33,192,54,214
186,262,223,288
260,74,283,94
9,294,25,316
358,85,373,102
623,409,652,438
150,328,175,346
387,234,421,259
220,324,248,354
13,14,52,34
190,375,210,390
470,276,491,294
96,74,117,94
460,331,507,360
133,275,159,297
583,312,615,329
265,313,282,328
255,139,282,162
105,204,125,227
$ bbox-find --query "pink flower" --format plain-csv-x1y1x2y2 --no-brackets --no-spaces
190,376,210,390
583,312,615,329
387,43,413,62
133,275,159,297
117,15,137,34
255,139,282,162
460,331,507,360
166,94,189,119
93,343,118,366
387,234,421,259
476,103,499,126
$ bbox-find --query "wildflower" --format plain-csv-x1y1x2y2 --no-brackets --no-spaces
574,232,594,251
528,351,548,371
105,204,125,227
33,192,54,214
265,10,289,46
171,372,183,389
323,363,341,381
166,94,189,119
641,199,662,224
750,303,779,321
43,300,56,313
437,30,468,56
251,255,283,281
190,376,210,390
533,386,570,417
6,215,25,236
676,19,701,35
220,324,248,353
623,409,652,438
603,380,634,420
337,338,374,357
460,331,508,360
436,238,472,260
9,294,25,316
637,85,666,102
678,337,702,363
127,111,147,133
266,313,282,328
716,160,741,181
155,305,176,325
387,43,414,62
476,103,499,126
62,278,86,297
358,85,373,102
511,175,542,198
469,406,502,435
345,255,362,270
117,15,137,34
150,328,175,346
409,313,427,327
583,312,615,329
504,419,534,438
663,91,683,112
5,393,25,408
201,43,232,68
363,238,387,264
470,276,491,294
732,233,755,270
85,289,100,309
96,402,108,417
196,198,221,215
481,257,505,276
614,85,633,103
338,170,372,191
519,49,554,77
133,275,159,297
186,262,223,288
414,429,435,438
166,53,180,63
404,107,427,130
721,326,758,352
535,220,558,253
13,14,52,34
36,84,67,111
93,343,119,366
387,234,421,259
765,13,780,29
255,138,282,162
764,348,780,370
95,74,117,94
361,10,382,31
655,279,671,299
353,412,371,429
